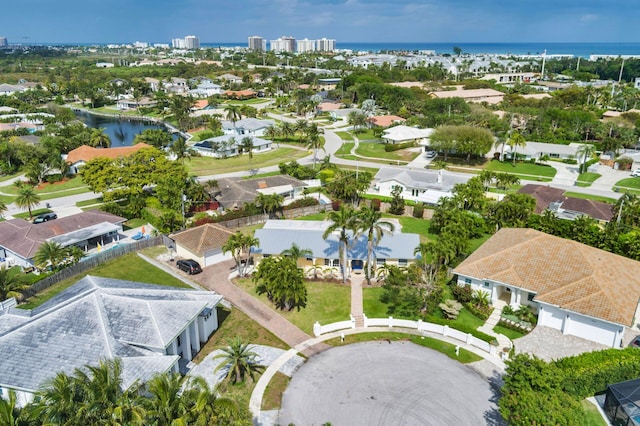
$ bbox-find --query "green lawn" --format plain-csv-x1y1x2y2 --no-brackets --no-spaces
19,251,191,309
563,191,617,204
13,208,53,219
352,129,378,141
493,324,526,340
575,172,601,187
355,142,418,163
76,197,103,207
335,142,354,156
2,177,89,196
186,147,308,176
335,131,354,141
0,172,22,183
0,194,16,205
363,287,389,318
614,177,640,190
485,160,557,181
242,170,281,180
295,212,327,221
325,332,482,363
234,278,351,334
581,400,607,426
224,98,271,105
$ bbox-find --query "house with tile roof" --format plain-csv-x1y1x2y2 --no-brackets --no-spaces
221,118,275,137
169,223,235,267
381,125,433,144
253,220,420,278
430,88,505,104
368,115,406,128
0,276,223,405
518,184,615,222
372,167,470,204
453,228,640,347
0,210,126,268
192,134,272,158
64,143,152,174
214,175,308,209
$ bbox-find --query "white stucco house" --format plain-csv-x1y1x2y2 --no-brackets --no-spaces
169,223,234,267
192,134,272,158
493,141,584,162
0,276,224,406
453,228,640,348
189,81,223,97
382,125,433,145
222,118,275,137
371,167,470,204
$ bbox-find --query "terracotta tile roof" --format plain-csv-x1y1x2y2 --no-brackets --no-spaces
224,90,256,98
317,102,341,112
66,143,152,164
0,210,126,259
193,100,208,109
170,223,235,256
561,197,615,221
518,184,565,213
453,228,640,326
368,115,406,127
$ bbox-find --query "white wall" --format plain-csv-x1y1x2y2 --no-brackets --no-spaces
538,303,623,347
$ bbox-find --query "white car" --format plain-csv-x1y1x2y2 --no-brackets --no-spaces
632,169,640,177
425,150,437,159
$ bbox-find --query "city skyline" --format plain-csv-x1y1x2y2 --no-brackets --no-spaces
0,0,638,45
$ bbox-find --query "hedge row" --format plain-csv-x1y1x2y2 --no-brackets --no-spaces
384,141,415,152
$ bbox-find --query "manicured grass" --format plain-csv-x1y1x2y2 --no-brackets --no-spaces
493,324,526,340
352,129,378,140
575,172,601,187
363,287,389,318
40,188,93,201
334,142,354,156
335,131,354,141
325,332,482,363
0,194,15,205
13,208,53,219
242,170,280,179
563,191,617,204
225,98,271,105
355,142,418,163
123,218,147,229
262,372,290,410
295,212,327,221
581,400,607,426
76,197,103,207
382,213,436,243
234,278,351,334
2,177,88,195
0,171,22,183
614,177,640,190
485,160,557,180
18,252,191,309
185,148,307,176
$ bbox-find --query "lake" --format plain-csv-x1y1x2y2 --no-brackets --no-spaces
74,110,170,147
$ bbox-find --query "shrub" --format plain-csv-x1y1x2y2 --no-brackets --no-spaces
451,283,473,303
370,198,381,211
412,203,424,218
502,305,515,316
384,141,415,152
283,197,319,210
464,302,493,320
562,158,578,164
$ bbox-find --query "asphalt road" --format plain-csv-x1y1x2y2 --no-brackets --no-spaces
277,341,503,426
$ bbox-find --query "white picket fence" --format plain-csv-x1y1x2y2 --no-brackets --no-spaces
313,315,494,356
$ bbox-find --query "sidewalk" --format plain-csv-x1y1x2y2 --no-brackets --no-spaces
350,274,364,327
478,299,512,355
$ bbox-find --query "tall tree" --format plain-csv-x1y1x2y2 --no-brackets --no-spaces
88,128,111,148
240,136,255,169
576,143,596,174
507,131,526,165
356,206,395,284
0,267,26,301
281,243,313,268
213,337,264,384
15,186,41,219
224,104,242,132
323,204,358,283
253,256,307,310
222,232,259,277
170,136,193,165
33,241,68,270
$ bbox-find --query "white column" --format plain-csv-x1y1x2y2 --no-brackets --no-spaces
183,329,192,361
169,339,178,356
192,320,201,352
563,315,570,335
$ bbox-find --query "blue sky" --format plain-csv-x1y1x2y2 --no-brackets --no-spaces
1,0,637,44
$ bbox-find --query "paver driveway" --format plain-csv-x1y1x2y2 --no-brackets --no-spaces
277,341,503,426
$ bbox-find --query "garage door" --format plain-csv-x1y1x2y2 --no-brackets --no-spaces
566,314,619,347
539,306,565,331
204,251,232,267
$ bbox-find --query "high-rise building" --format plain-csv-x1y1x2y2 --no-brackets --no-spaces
172,38,186,49
270,36,296,53
297,38,315,53
0,37,7,48
316,38,336,52
184,35,200,50
248,36,266,51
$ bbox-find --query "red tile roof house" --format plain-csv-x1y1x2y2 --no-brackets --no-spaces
64,143,152,174
169,223,235,267
453,228,640,348
367,115,406,128
0,210,126,269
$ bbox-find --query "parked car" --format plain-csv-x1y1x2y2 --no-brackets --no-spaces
425,150,437,159
33,212,57,224
631,169,640,177
631,336,640,348
176,259,202,275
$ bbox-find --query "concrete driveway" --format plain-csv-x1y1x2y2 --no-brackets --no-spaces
277,341,503,426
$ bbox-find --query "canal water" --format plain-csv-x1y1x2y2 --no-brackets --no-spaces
74,110,170,147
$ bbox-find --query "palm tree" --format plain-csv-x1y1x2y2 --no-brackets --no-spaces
0,267,26,301
323,204,358,283
222,232,259,277
66,245,86,265
224,104,242,133
170,136,194,165
182,376,243,425
143,372,190,425
507,131,526,165
295,119,308,139
576,143,596,174
279,121,294,142
34,241,67,270
0,199,6,218
213,337,264,384
15,185,41,219
478,170,497,191
240,136,255,169
0,389,24,426
355,206,395,284
306,124,325,169
89,128,111,148
281,243,313,268
255,193,283,218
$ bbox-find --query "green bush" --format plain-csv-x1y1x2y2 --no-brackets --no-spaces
384,141,415,152
463,302,493,321
412,203,424,218
562,158,578,164
451,283,473,303
283,197,319,210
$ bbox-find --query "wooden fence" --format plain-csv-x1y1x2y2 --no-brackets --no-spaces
21,236,165,299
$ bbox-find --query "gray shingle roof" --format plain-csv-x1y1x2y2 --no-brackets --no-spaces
374,167,468,192
0,276,223,393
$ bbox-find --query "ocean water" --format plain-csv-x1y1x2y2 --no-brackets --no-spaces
204,41,640,58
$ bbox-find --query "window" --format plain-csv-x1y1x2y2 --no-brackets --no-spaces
177,336,182,347
324,259,331,266
398,259,408,267
378,258,386,265
411,189,419,197
484,282,491,288
306,257,313,261
332,259,340,267
464,278,472,284
527,293,535,302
